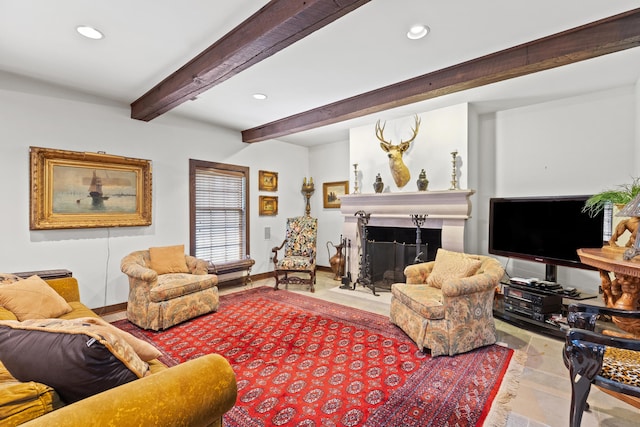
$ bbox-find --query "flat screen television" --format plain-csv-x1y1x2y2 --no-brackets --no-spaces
488,195,608,282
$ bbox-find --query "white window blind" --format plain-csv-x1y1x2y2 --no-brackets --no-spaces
192,162,248,265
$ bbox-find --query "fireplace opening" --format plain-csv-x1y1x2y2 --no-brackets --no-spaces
367,241,417,291
365,226,441,262
363,226,442,292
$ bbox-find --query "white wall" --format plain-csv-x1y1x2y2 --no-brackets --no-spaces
0,77,311,309
309,140,351,268
636,76,640,172
491,85,637,292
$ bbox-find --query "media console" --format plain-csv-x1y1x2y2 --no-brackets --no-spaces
494,279,600,339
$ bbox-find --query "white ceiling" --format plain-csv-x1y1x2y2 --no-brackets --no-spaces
1,0,639,146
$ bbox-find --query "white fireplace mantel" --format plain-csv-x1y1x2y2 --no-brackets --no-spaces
339,190,475,280
340,190,475,221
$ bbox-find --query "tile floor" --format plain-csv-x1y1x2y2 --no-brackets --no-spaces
107,271,640,426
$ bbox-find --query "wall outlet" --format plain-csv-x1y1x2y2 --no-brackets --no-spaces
264,226,271,240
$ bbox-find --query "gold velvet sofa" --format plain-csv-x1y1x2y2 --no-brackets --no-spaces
0,275,237,426
390,249,504,356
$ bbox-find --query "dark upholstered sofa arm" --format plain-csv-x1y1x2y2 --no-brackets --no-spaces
22,354,237,427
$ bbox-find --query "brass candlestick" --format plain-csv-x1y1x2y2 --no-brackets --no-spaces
353,163,360,194
449,150,459,190
302,177,315,216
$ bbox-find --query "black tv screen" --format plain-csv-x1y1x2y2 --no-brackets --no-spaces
488,195,606,271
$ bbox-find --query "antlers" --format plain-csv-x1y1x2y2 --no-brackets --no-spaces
375,114,421,150
376,115,421,188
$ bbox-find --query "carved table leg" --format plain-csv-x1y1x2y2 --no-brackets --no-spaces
610,272,640,336
599,270,615,308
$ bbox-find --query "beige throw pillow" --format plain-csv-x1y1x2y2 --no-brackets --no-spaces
426,249,482,289
0,275,72,320
148,244,189,274
0,273,21,285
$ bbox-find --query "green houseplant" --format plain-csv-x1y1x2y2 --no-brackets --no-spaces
582,177,640,217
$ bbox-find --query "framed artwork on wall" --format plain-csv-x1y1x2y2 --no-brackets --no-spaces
323,181,349,209
29,146,152,229
258,170,278,191
259,196,278,216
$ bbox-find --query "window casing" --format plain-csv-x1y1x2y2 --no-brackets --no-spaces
189,160,250,269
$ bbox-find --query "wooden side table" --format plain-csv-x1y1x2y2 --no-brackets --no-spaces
577,248,640,336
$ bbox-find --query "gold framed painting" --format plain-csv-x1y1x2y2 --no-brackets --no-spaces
323,180,349,209
258,170,278,191
259,196,278,216
30,146,152,230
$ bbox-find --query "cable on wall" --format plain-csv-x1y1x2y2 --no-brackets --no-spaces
503,257,511,279
99,227,111,316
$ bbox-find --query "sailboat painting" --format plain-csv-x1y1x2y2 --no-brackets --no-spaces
88,170,110,205
30,146,152,230
52,166,137,213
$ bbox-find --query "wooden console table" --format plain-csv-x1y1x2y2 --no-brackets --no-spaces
577,248,640,336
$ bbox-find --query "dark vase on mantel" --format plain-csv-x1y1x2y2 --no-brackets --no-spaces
417,169,429,191
373,173,384,193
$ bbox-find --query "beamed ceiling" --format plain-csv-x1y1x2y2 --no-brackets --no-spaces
2,1,640,146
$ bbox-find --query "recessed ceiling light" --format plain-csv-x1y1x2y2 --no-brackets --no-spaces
407,24,429,40
76,25,104,40
252,93,267,100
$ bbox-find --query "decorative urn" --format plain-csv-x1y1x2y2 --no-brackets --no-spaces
416,169,429,191
373,173,384,193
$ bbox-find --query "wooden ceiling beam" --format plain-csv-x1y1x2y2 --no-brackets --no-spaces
242,8,640,143
131,0,371,122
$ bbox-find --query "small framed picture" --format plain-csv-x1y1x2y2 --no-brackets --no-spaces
259,196,278,215
323,181,349,209
259,170,278,191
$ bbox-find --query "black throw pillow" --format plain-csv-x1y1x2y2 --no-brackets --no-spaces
0,325,138,403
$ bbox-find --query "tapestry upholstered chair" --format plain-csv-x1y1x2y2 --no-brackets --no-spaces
564,303,640,427
390,248,504,357
272,216,318,292
120,245,219,331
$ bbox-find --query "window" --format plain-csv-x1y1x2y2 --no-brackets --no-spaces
189,160,250,270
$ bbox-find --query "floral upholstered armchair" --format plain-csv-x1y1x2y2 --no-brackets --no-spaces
272,216,318,292
390,249,504,356
120,245,219,331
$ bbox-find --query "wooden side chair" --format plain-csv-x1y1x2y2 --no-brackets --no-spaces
272,216,317,292
564,303,640,427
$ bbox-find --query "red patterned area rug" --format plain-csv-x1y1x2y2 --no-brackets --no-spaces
113,287,521,427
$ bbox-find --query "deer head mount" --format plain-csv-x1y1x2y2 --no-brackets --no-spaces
375,115,421,188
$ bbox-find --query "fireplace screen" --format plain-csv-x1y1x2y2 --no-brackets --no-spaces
351,224,441,295
366,241,420,291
